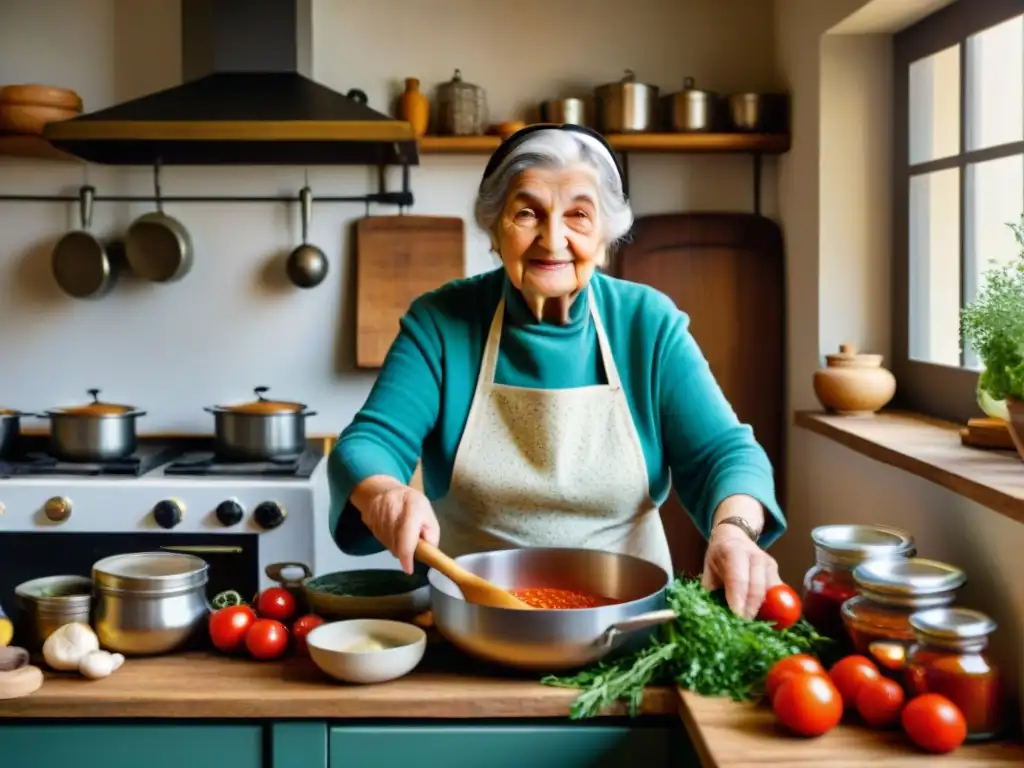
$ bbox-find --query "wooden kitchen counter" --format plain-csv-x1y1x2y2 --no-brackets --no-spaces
0,650,676,720
677,690,1024,766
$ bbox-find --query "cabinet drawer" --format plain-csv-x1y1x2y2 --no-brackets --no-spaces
330,724,686,768
0,724,263,768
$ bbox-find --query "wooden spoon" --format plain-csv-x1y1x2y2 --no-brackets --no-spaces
415,541,534,610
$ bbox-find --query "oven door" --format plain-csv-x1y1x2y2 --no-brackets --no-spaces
0,531,260,627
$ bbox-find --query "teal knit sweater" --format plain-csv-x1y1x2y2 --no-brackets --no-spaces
329,268,785,555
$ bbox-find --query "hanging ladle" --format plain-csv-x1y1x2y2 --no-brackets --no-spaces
286,185,328,289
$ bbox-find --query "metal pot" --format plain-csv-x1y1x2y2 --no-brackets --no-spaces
662,76,719,132
726,92,790,133
0,408,24,458
594,70,658,133
540,97,589,127
91,551,210,656
204,386,317,461
14,575,92,651
37,389,146,462
428,547,675,672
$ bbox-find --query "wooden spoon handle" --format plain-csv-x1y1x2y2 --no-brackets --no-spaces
415,540,471,582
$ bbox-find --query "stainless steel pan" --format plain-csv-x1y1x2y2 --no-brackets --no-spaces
428,547,675,672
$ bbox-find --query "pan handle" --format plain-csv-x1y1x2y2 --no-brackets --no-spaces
598,608,677,648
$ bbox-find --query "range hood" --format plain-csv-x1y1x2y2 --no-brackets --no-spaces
44,0,418,167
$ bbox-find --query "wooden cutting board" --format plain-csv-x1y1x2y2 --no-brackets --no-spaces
614,213,786,577
355,215,464,368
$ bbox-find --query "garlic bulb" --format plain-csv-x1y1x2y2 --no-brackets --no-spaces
42,622,100,671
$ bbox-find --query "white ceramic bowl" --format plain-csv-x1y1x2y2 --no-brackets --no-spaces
305,618,427,684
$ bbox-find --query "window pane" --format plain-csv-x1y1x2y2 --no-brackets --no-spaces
964,154,1024,368
909,45,961,165
909,168,961,366
966,15,1024,151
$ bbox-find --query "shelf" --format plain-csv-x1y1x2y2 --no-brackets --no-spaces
794,410,1024,526
419,132,790,155
0,134,79,162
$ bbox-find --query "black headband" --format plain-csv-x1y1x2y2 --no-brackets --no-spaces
479,123,626,192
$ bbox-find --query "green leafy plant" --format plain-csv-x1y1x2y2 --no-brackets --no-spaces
960,215,1024,402
541,577,831,720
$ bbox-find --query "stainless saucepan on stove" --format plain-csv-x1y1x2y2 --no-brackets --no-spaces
34,389,147,462
204,387,317,461
428,548,675,672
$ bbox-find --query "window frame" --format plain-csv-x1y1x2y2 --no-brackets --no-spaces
893,0,1024,425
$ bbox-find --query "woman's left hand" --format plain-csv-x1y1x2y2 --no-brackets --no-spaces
701,523,782,619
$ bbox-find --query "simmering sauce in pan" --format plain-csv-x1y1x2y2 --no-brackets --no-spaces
509,587,621,610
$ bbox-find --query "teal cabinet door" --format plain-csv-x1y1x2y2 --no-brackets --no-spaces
329,724,696,768
0,724,263,768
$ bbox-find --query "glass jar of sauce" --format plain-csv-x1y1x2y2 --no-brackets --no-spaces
841,557,965,658
801,524,915,644
905,607,1003,741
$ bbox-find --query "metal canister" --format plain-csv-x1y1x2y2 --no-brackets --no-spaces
14,575,93,651
594,70,658,133
435,69,487,136
540,98,588,127
662,77,718,132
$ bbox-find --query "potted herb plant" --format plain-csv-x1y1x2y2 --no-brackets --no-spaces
960,215,1024,459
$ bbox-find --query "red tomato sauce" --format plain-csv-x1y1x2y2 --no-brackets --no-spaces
509,587,620,610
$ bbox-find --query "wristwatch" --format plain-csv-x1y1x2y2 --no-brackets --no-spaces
714,516,762,544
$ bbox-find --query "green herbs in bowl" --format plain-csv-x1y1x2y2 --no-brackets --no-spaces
303,569,430,621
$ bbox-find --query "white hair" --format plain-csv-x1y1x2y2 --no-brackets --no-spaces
474,129,634,252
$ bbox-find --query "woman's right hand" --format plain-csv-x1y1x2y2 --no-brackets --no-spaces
360,483,440,574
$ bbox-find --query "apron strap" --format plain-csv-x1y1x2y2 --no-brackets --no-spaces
477,287,623,390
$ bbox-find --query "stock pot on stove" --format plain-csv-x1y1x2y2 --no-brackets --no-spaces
36,389,147,462
205,386,317,461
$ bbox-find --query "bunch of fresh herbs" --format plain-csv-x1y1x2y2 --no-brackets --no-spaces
541,577,831,720
960,216,1024,401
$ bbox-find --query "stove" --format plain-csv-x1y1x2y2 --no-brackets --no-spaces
0,438,399,614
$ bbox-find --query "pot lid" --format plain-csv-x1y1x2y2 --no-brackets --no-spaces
853,557,966,597
825,343,884,369
0,408,18,416
53,388,135,416
217,386,306,415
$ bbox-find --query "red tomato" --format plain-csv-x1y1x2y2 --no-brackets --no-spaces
757,584,802,630
245,618,289,660
855,677,906,729
828,655,881,710
256,587,297,623
291,614,325,656
772,673,844,737
902,693,967,754
208,604,257,654
765,654,827,704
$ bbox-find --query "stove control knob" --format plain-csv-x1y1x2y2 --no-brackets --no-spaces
153,499,184,529
215,500,245,527
253,501,286,530
44,496,72,522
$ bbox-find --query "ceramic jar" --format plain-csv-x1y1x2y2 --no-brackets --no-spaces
399,78,429,138
813,343,896,415
435,69,487,136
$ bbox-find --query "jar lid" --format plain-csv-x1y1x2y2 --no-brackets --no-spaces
825,343,884,369
92,551,208,595
811,524,916,568
854,557,966,597
910,607,997,643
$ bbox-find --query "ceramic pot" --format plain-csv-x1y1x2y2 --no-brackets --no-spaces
1002,398,1024,462
812,343,896,415
399,78,429,138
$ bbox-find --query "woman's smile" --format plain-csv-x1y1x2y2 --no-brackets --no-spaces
528,259,572,271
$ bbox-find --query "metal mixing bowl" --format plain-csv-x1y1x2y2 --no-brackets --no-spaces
428,547,675,672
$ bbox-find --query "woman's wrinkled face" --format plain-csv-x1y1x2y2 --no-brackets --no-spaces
496,164,606,307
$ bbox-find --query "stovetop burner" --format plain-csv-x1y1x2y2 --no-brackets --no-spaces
162,449,321,478
0,444,182,478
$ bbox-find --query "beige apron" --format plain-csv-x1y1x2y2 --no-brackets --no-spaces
432,288,674,576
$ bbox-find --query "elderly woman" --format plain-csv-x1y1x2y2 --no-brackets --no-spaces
329,124,785,618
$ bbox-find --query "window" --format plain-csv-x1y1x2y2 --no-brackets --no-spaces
894,0,1024,424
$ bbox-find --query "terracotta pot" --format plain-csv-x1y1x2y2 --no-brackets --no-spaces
1002,398,1024,462
812,343,896,415
399,77,429,138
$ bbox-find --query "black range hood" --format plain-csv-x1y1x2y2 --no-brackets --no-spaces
44,0,418,167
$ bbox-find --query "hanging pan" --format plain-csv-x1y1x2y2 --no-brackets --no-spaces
125,161,193,283
51,185,118,299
